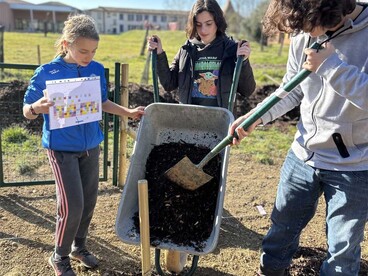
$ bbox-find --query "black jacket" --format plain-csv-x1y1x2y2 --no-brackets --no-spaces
156,36,256,109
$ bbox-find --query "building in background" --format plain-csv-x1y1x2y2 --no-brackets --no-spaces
0,0,189,34
0,0,79,32
84,7,188,34
1,0,246,35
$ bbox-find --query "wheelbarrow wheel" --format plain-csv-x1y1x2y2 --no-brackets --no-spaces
164,250,187,273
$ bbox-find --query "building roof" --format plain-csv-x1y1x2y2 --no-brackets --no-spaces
86,6,188,16
1,0,30,4
1,0,79,11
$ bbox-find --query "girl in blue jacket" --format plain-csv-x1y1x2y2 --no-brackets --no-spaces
23,14,144,276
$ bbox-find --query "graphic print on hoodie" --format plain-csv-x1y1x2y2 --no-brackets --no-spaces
191,37,224,106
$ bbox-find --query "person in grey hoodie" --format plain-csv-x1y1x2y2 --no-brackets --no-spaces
147,0,255,113
229,0,368,275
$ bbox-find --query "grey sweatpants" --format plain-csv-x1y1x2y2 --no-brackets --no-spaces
47,146,100,257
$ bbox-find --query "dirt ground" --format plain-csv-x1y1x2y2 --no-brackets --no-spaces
0,82,367,275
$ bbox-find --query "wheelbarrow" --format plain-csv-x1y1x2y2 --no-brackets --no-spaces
115,103,234,275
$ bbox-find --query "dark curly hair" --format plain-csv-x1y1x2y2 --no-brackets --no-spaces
185,0,228,40
262,0,356,36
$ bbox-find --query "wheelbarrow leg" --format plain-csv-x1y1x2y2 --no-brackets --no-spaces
165,250,187,273
155,248,199,276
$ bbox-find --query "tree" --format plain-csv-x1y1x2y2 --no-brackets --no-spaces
242,0,270,43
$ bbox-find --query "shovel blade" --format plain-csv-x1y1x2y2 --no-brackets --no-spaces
165,156,213,190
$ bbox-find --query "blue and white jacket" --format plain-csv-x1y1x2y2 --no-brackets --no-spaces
24,56,108,152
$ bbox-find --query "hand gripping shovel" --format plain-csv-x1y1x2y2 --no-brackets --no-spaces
165,42,322,190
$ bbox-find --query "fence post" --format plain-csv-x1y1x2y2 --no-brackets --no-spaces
119,64,129,188
0,25,4,63
112,63,121,186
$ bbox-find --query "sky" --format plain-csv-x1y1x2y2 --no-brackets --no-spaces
25,0,226,10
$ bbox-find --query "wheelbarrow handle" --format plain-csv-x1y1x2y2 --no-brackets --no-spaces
151,37,160,103
197,42,322,169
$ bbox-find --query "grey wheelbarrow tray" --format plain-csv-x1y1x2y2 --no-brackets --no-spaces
115,102,234,255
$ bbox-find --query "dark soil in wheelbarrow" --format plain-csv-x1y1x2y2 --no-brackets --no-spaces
133,142,221,251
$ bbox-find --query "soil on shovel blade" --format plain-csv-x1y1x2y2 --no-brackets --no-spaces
133,142,221,251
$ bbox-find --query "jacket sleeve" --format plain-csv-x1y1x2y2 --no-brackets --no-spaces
24,66,46,104
237,59,256,97
156,49,180,92
316,53,368,110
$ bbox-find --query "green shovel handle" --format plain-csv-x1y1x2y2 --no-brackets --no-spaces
228,55,245,112
228,40,248,112
151,38,160,103
197,42,322,168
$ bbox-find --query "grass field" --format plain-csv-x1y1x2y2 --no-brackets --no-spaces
3,30,288,85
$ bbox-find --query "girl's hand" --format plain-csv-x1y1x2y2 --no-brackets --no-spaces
128,106,145,120
237,40,251,59
303,42,335,72
34,96,54,114
147,35,163,55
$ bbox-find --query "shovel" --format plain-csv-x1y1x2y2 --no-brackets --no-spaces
151,37,160,103
228,40,248,113
165,42,322,190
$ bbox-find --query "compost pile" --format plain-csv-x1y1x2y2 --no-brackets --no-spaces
133,142,221,251
0,81,44,132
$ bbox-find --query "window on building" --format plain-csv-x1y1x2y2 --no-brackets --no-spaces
136,14,143,21
153,15,157,22
14,19,29,31
120,25,124,32
128,14,134,21
161,15,167,22
119,13,124,20
144,15,149,20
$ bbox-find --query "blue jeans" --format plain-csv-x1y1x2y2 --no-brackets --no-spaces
260,149,368,276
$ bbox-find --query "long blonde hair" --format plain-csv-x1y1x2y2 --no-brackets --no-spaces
54,14,99,57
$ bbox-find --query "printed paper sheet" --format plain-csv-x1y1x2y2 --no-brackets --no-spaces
46,76,102,130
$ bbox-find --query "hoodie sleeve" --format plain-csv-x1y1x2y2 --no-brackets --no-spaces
156,49,180,92
316,53,368,110
237,59,256,97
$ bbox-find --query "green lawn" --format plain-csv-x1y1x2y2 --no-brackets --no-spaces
3,30,288,85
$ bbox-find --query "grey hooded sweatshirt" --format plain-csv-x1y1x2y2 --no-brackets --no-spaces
260,5,368,171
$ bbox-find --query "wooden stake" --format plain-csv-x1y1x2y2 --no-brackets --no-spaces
119,64,129,188
138,179,151,275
